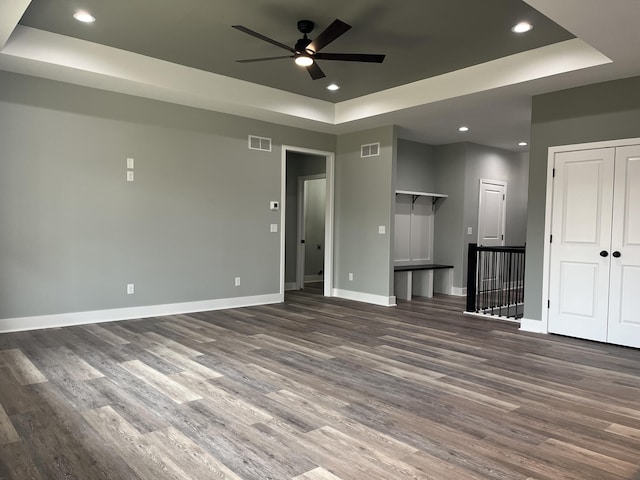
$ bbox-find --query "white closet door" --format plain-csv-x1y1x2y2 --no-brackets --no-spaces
548,148,615,342
607,145,640,347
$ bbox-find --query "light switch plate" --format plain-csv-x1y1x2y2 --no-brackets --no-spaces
378,225,386,234
126,157,134,169
270,223,278,233
467,227,473,235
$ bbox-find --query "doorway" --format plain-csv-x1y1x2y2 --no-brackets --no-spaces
281,147,334,298
297,175,326,291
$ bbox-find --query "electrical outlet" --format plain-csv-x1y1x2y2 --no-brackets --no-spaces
234,277,241,287
127,284,134,295
348,273,354,281
126,171,134,182
467,227,473,235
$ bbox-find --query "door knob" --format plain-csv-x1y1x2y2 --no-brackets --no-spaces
600,250,609,257
612,251,621,258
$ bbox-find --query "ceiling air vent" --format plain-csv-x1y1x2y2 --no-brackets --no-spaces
249,135,272,152
361,142,380,158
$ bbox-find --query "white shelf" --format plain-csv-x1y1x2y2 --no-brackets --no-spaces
395,190,448,198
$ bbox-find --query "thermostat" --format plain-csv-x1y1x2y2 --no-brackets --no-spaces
270,201,279,211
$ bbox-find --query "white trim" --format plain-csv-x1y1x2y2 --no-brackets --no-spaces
395,190,448,199
304,275,324,283
332,289,397,307
540,137,640,334
451,287,467,296
284,282,297,291
282,146,335,299
519,317,544,333
0,293,282,333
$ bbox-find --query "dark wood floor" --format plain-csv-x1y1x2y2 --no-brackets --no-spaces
1,291,639,479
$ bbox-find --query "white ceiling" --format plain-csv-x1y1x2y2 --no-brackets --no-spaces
1,0,640,152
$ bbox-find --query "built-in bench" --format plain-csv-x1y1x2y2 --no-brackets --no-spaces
394,263,453,301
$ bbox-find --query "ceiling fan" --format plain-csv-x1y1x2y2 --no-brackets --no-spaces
232,19,385,80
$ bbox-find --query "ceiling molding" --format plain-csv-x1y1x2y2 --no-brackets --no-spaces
335,38,610,124
0,26,610,136
0,0,31,49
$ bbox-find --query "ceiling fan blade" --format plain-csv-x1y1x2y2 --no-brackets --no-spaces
314,52,385,63
307,19,351,53
236,56,293,63
232,25,295,53
306,62,326,80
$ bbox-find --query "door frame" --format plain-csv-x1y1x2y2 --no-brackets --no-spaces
296,174,326,290
281,146,335,299
477,178,507,246
538,137,640,335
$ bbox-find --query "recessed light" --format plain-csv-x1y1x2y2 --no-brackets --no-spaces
518,141,528,146
458,126,469,132
73,10,95,23
512,22,532,33
326,84,340,91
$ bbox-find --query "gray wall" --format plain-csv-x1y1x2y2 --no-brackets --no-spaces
525,75,640,321
284,152,326,285
433,144,467,287
335,125,397,297
461,143,529,284
396,139,437,192
0,71,335,319
424,142,528,289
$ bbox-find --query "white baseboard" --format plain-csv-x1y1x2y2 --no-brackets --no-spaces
304,275,323,283
284,282,298,291
332,288,396,307
451,287,467,296
0,293,283,333
519,317,544,333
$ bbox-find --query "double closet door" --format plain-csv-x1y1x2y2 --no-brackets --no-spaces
548,144,640,348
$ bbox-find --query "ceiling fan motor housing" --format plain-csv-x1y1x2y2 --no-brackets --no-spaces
296,20,315,54
297,20,315,34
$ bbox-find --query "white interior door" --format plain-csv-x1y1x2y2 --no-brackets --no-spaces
607,145,640,347
548,148,615,342
478,180,507,291
478,179,506,246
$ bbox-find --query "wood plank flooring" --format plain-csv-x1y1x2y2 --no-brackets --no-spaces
0,290,639,479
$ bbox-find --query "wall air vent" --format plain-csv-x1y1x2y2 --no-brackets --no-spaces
248,135,272,152
361,142,380,158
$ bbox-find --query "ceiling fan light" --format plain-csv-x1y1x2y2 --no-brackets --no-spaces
295,55,314,67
